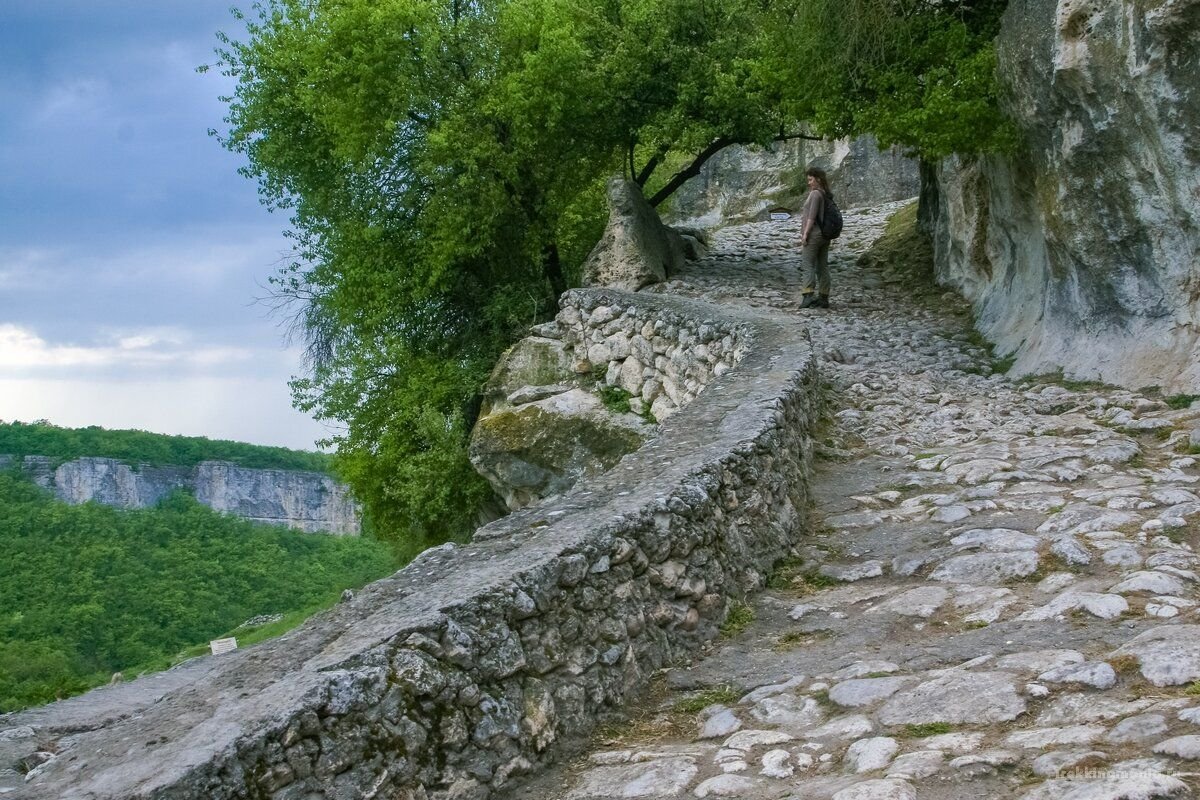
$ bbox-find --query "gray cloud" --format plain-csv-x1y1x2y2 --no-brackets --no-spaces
0,2,330,450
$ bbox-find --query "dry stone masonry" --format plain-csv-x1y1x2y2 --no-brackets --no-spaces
498,205,1200,800
555,290,748,423
3,283,821,799
469,290,749,510
0,455,361,535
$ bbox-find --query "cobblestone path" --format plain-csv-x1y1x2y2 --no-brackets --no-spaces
500,202,1200,800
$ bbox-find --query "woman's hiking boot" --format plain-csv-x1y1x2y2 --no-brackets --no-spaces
799,293,818,309
814,295,830,308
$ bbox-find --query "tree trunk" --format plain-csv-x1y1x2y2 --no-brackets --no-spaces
647,132,824,208
543,242,567,298
647,137,733,208
634,144,670,187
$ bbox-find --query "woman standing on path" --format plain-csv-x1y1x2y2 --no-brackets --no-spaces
799,166,832,309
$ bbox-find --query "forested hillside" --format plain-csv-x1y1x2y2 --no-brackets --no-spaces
0,472,396,712
0,420,331,471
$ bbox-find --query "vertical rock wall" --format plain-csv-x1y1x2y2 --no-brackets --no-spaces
191,462,360,534
1,455,360,535
924,0,1200,391
666,135,921,228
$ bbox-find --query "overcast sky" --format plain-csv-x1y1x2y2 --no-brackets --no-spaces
0,2,332,450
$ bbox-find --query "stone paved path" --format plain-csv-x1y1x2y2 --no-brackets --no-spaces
499,202,1200,800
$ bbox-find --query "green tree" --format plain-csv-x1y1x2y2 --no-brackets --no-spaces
760,0,1017,158
213,0,794,544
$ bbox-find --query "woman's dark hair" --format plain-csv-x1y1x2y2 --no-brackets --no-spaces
805,166,831,196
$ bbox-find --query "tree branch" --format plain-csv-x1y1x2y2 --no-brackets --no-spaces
634,142,671,187
645,131,827,207
774,131,824,142
647,137,734,207
542,241,566,298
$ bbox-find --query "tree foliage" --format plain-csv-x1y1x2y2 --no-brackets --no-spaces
0,420,331,471
212,0,1013,544
0,472,396,712
762,0,1017,157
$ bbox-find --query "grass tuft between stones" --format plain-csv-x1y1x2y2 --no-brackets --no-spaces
766,555,839,596
719,602,755,636
766,556,806,589
596,385,633,414
1107,654,1141,676
902,722,953,737
674,685,742,714
1022,369,1119,393
773,630,831,651
1165,393,1200,410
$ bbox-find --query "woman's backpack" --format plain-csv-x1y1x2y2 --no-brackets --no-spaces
820,193,844,239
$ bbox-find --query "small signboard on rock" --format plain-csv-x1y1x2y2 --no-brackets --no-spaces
769,207,792,221
210,637,238,655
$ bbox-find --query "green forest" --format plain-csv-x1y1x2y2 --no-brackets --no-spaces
0,472,397,712
209,0,1014,547
0,420,331,472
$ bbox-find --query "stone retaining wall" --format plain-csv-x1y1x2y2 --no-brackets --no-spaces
557,290,748,422
9,289,820,800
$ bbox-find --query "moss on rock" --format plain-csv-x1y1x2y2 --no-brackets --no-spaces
469,389,651,510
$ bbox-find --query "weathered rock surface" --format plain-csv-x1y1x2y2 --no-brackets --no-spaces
477,335,577,417
1110,626,1200,687
566,757,698,798
582,178,686,291
876,672,1027,726
666,135,920,229
469,388,651,510
4,454,360,534
922,0,1200,392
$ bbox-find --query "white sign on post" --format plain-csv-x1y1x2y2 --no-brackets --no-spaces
210,637,238,655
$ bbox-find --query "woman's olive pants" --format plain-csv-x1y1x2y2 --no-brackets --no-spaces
799,230,831,296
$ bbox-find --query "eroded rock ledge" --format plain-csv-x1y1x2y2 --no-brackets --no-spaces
8,288,820,800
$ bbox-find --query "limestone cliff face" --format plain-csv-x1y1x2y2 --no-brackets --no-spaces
666,135,921,228
924,0,1200,391
191,462,359,534
4,455,360,535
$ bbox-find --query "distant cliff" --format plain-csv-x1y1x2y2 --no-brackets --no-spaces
0,455,360,535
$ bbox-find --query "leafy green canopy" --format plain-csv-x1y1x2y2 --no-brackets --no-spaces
765,0,1017,158
0,420,330,472
0,473,396,712
213,0,1012,544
